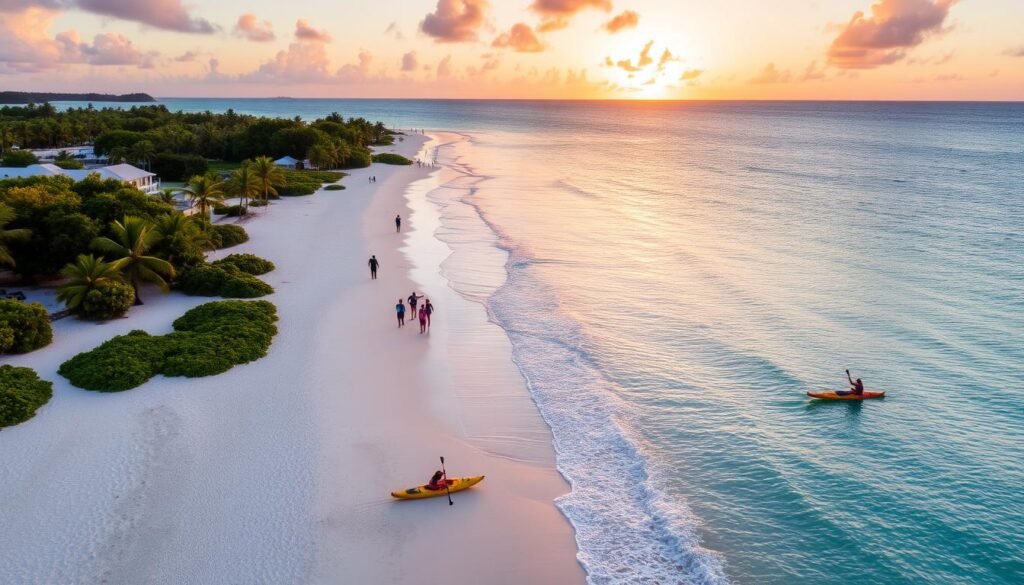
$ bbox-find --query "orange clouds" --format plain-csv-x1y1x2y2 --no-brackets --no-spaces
234,13,275,42
421,0,488,43
532,0,612,32
295,19,332,43
603,10,638,33
493,23,545,53
828,0,956,69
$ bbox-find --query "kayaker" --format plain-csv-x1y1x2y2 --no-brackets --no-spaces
427,470,448,490
837,369,865,396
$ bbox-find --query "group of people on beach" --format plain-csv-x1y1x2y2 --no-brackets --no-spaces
396,292,434,333
368,213,434,334
368,176,378,183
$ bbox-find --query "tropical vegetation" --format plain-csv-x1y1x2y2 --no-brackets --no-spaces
58,300,278,391
91,216,175,304
0,365,53,429
56,254,134,319
0,300,52,354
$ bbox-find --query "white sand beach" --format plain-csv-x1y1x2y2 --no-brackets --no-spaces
0,133,584,584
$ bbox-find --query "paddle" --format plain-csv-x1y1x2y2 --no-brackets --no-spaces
440,456,454,506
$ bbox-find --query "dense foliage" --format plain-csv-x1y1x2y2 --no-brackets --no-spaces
79,281,135,320
372,153,413,165
176,263,273,298
151,153,208,182
324,184,346,191
214,253,275,276
0,365,53,429
210,224,248,249
2,150,39,167
58,300,278,391
277,169,344,197
0,300,52,354
0,105,389,171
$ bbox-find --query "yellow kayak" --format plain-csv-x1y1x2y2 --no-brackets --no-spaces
807,390,885,401
391,476,485,500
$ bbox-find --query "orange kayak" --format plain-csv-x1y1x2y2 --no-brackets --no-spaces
807,390,885,401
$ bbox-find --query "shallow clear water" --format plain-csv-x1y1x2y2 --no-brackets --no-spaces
73,99,1024,584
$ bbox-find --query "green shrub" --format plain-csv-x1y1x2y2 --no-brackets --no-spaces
372,153,413,165
213,204,245,217
176,263,273,298
295,170,344,183
210,224,248,249
249,199,268,207
0,301,52,354
2,150,39,167
78,281,135,320
278,183,317,196
341,149,372,169
58,301,279,391
54,158,85,170
324,184,345,191
58,330,164,391
0,365,53,428
213,253,275,275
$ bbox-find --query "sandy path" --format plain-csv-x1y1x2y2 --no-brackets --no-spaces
0,134,584,584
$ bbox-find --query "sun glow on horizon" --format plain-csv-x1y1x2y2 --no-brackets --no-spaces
0,0,1020,100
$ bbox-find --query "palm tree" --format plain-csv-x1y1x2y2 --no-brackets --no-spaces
178,174,225,229
92,216,174,305
56,254,126,310
227,162,262,214
336,141,352,168
250,156,286,207
152,213,213,267
130,140,156,170
307,143,337,171
0,202,31,268
153,187,178,205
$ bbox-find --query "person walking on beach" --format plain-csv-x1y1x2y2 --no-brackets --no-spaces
423,299,434,329
395,214,402,232
407,292,423,319
395,299,406,327
418,305,428,334
368,255,380,279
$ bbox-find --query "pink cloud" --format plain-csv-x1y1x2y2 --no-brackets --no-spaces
401,51,418,72
295,19,332,43
492,23,544,53
75,0,215,34
0,8,157,72
421,0,488,43
531,0,611,31
603,10,638,33
234,13,275,42
437,55,453,78
245,42,332,82
749,62,791,84
828,0,956,69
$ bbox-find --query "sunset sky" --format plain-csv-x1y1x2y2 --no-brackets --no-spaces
1,0,1021,100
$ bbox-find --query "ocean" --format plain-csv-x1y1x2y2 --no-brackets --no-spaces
64,99,1024,584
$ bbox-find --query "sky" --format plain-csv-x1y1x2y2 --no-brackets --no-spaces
0,0,1021,100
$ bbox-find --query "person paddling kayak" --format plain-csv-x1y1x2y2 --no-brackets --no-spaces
426,470,451,491
836,369,865,396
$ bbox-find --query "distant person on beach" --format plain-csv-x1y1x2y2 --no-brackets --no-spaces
837,369,865,396
396,299,406,327
419,306,428,334
423,299,434,328
408,292,423,318
395,215,401,232
368,255,379,279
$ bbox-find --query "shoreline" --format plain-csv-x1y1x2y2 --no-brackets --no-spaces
0,132,584,584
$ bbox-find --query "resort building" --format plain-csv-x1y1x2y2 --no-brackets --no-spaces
0,163,160,195
274,155,313,170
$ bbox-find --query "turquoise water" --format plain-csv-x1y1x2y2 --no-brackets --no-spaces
72,99,1024,583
